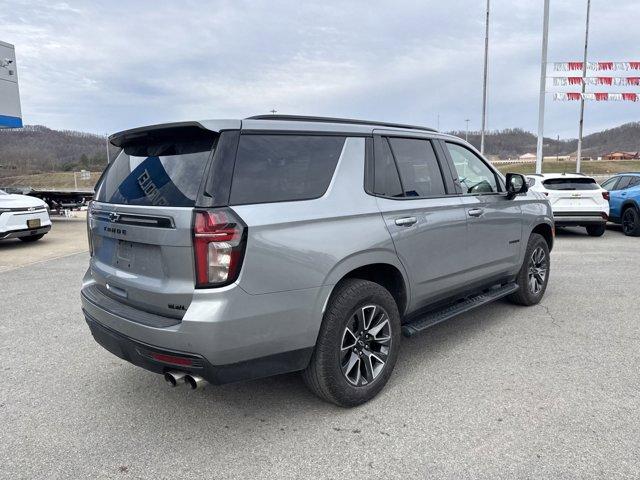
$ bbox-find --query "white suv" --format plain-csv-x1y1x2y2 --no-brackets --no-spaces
0,189,51,242
526,173,609,236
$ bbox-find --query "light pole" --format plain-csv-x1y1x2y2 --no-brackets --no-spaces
535,0,550,174
480,0,490,154
576,0,591,173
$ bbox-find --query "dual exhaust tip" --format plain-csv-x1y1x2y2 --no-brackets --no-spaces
164,371,207,390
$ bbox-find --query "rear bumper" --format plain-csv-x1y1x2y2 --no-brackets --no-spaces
553,212,607,226
85,313,312,385
81,272,331,382
0,224,51,239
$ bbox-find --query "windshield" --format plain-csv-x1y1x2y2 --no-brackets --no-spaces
543,178,599,190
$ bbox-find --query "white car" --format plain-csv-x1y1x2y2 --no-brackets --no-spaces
0,189,52,242
526,173,609,237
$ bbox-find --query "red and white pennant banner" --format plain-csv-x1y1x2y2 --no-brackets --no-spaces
553,77,640,86
554,92,639,101
553,62,640,71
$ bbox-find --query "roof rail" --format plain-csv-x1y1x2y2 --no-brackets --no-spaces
246,114,437,133
617,171,640,175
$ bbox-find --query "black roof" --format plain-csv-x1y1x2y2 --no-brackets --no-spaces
246,115,437,133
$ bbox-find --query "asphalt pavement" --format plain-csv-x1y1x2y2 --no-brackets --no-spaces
1,225,639,479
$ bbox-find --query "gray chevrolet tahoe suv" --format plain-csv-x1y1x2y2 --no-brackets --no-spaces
82,115,554,406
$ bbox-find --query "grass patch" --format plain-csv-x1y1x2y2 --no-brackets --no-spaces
0,171,101,190
494,160,640,177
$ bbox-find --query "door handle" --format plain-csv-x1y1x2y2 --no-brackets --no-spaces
468,208,484,217
395,216,417,227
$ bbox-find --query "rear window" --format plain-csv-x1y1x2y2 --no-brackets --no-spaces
96,138,214,207
229,135,345,205
543,178,599,190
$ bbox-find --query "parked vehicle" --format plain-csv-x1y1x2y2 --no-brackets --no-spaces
81,115,554,406
0,189,51,242
600,172,640,236
526,173,609,237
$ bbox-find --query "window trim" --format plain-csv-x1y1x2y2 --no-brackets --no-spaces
368,134,453,201
442,140,505,196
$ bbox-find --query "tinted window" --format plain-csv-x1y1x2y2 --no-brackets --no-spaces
374,138,403,197
629,176,640,187
446,143,498,194
543,177,599,190
96,140,213,206
615,176,632,190
230,135,345,205
600,177,619,191
387,138,445,197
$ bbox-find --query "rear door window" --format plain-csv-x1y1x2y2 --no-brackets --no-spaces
373,138,403,197
600,177,619,191
387,138,446,197
629,176,640,188
229,135,345,205
616,176,632,190
96,138,214,207
543,177,600,190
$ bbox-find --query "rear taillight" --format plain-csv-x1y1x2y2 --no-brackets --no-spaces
602,191,610,201
193,209,247,288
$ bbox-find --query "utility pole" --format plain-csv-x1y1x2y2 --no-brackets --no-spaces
535,0,550,174
465,119,470,141
270,109,277,115
556,134,560,162
576,0,591,173
480,0,490,154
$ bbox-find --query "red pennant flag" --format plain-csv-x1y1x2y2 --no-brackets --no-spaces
567,93,582,101
629,62,640,70
568,77,582,85
597,77,613,85
623,93,638,102
598,62,614,70
568,62,583,70
627,77,640,85
595,93,608,101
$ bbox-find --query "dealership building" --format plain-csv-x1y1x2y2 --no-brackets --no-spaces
0,40,22,129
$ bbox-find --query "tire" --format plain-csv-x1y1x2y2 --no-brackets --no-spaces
302,279,401,407
586,224,606,237
18,234,45,243
621,207,640,236
507,233,550,306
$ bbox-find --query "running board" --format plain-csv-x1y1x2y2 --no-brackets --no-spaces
401,283,519,337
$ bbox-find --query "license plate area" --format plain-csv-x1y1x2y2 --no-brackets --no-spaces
27,219,41,229
116,240,134,268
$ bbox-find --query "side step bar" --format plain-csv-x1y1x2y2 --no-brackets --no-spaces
401,283,519,337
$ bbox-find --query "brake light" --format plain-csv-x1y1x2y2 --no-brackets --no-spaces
193,209,247,288
602,191,610,201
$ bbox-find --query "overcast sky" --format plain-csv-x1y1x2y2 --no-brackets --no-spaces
2,0,639,137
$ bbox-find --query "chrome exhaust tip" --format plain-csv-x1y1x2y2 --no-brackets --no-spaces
164,371,187,387
184,374,207,390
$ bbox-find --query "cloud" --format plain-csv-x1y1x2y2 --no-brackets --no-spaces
1,0,639,138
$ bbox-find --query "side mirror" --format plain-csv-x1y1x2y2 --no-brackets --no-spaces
506,173,528,199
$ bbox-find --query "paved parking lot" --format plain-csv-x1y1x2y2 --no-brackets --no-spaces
1,224,639,479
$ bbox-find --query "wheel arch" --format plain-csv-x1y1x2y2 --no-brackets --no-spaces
323,252,410,316
531,222,554,251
